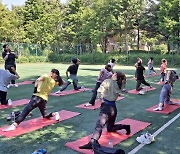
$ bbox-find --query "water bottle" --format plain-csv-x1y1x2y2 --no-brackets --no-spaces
108,140,113,148
11,112,15,122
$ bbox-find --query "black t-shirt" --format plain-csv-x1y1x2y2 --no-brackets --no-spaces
67,64,79,75
136,65,145,80
2,52,16,66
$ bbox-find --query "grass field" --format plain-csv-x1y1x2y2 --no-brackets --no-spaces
0,63,179,154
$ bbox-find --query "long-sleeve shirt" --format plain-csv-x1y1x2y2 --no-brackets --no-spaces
0,69,17,92
97,79,121,101
96,68,112,83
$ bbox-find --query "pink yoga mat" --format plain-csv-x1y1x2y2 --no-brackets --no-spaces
154,81,164,85
128,87,156,94
17,80,33,85
50,88,92,96
65,118,151,154
146,99,180,114
0,99,30,110
144,73,160,78
76,96,125,110
0,110,81,138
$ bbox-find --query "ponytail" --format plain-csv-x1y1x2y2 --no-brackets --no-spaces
116,72,126,89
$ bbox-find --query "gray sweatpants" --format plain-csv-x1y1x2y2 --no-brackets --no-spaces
159,84,171,104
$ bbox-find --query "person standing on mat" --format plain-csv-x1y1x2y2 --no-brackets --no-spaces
160,59,167,82
85,64,113,107
3,69,64,132
136,60,152,91
154,70,179,111
2,44,19,88
147,57,156,75
55,58,83,93
79,72,131,149
0,68,20,106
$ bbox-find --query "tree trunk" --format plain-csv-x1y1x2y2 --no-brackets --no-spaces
125,20,129,55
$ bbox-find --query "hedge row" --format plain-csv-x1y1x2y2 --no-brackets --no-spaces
0,53,179,67
48,53,180,67
0,56,47,64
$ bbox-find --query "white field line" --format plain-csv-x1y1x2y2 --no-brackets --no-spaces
128,112,180,154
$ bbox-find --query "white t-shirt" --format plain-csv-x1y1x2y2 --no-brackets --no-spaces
108,62,115,69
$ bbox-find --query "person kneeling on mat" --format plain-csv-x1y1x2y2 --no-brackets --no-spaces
154,70,179,111
3,69,65,132
79,72,131,150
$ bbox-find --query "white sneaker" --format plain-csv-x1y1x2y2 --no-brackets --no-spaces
136,132,155,144
81,86,85,91
54,112,60,121
13,84,19,87
55,90,61,94
8,99,13,106
153,106,162,111
2,123,16,132
85,103,92,107
7,84,13,88
139,90,145,95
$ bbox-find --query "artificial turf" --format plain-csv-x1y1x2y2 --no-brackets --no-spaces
0,63,179,154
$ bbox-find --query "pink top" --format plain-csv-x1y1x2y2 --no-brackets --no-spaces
97,68,112,83
160,63,167,73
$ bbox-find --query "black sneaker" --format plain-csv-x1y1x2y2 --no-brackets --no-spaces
124,125,131,135
79,142,92,149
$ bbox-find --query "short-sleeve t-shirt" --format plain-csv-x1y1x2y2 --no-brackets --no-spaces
67,64,79,75
0,69,17,92
136,65,145,80
34,74,57,101
2,52,16,66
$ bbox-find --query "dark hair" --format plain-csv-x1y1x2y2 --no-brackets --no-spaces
150,57,154,60
56,76,64,86
116,72,126,89
51,69,60,76
111,59,116,63
72,58,78,64
3,44,8,49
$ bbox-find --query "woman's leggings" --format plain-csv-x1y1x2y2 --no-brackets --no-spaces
60,74,81,91
89,82,101,105
136,79,150,91
92,103,124,141
0,90,8,105
15,95,53,124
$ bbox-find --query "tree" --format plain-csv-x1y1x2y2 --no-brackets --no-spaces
158,0,179,53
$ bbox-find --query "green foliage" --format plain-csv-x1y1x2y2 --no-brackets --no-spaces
47,52,180,67
15,56,47,63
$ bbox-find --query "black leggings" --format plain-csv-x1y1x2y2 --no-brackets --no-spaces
136,79,150,91
92,103,124,141
89,82,101,105
0,90,8,105
15,95,53,124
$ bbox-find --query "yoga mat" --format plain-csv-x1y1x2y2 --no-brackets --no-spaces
146,99,180,114
65,118,151,154
50,88,92,96
17,80,33,85
76,96,125,110
0,110,81,138
0,99,30,110
128,87,156,94
144,73,160,78
154,81,164,85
